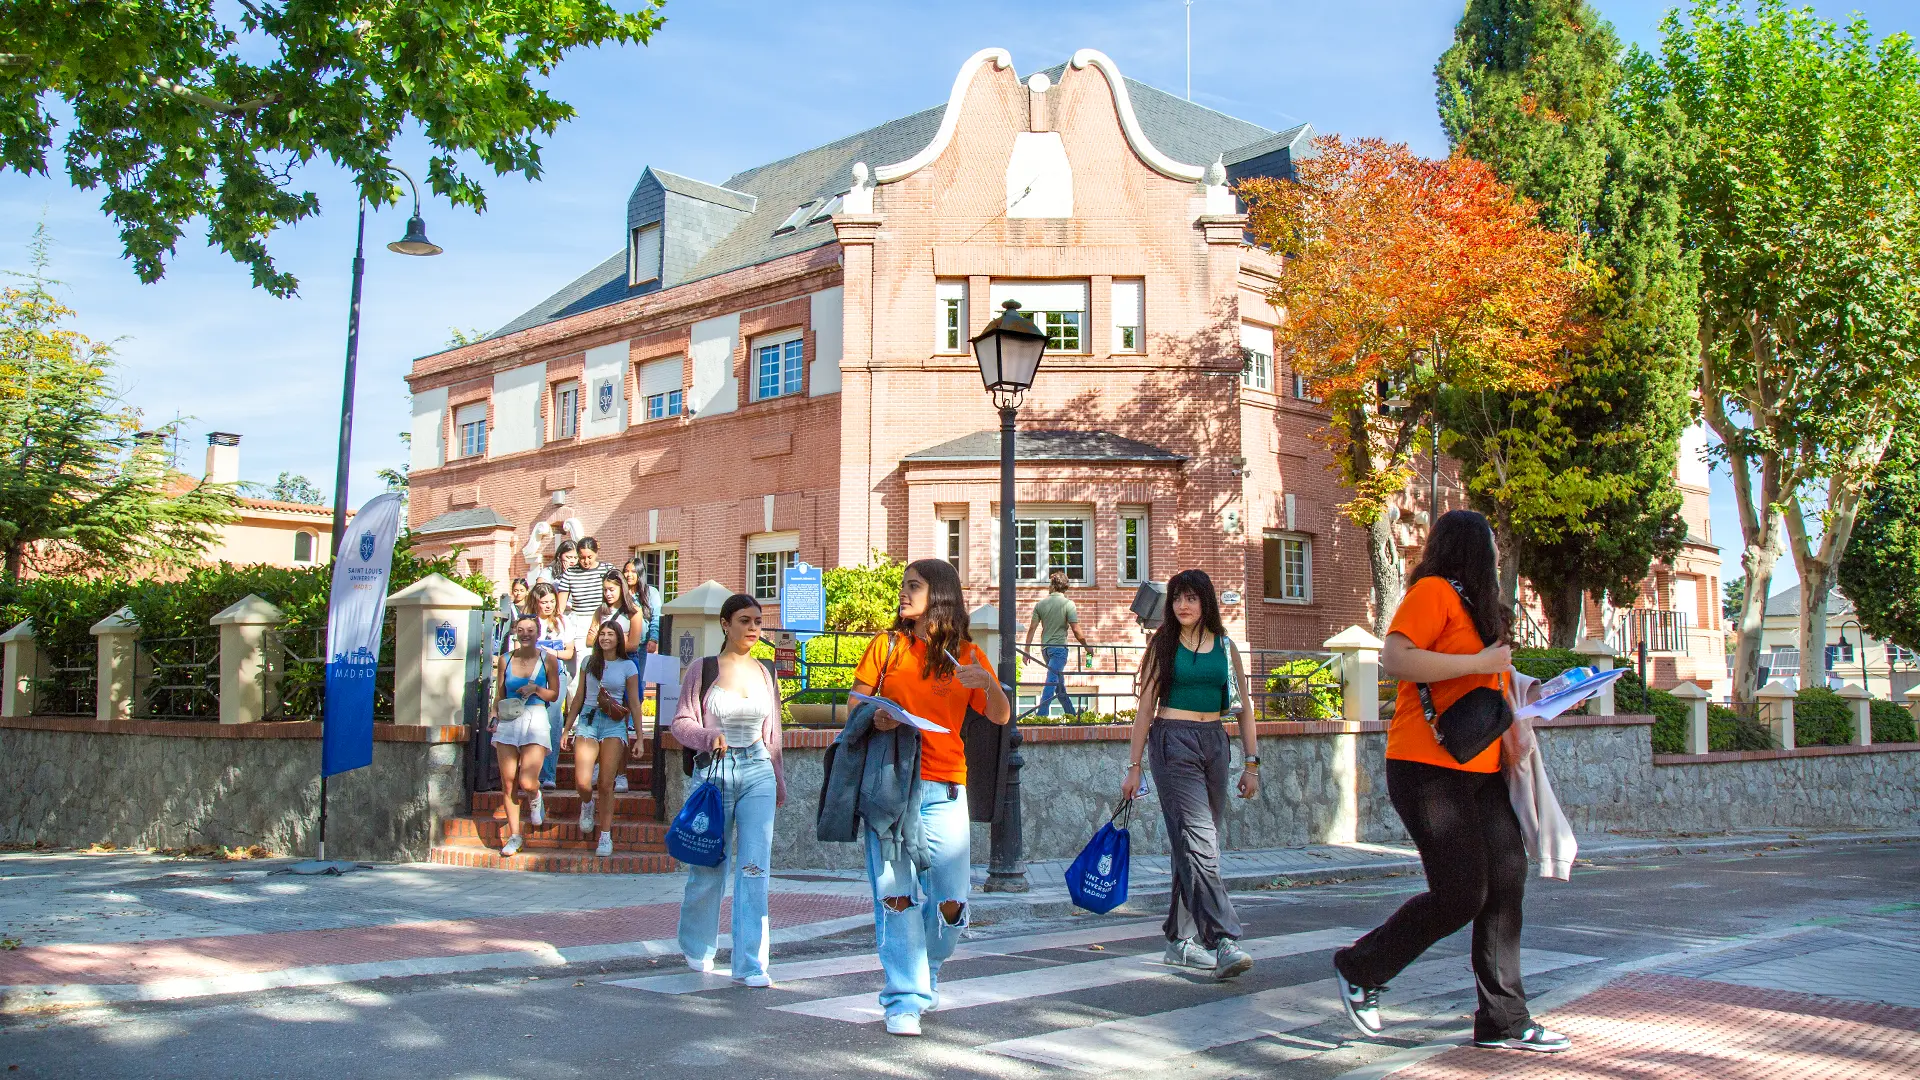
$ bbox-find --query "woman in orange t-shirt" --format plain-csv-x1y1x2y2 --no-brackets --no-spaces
848,558,1010,1036
1331,510,1569,1055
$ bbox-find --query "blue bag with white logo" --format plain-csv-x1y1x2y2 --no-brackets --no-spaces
1066,800,1132,914
667,754,727,867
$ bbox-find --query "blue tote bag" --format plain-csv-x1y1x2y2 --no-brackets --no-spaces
667,753,728,867
1066,800,1133,914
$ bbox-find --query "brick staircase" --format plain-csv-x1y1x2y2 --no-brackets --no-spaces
429,752,679,873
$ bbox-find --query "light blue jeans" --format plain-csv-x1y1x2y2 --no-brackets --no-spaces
677,745,778,979
538,666,568,786
865,781,971,1018
1032,645,1075,717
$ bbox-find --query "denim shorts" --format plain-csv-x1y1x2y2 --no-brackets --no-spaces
573,712,630,742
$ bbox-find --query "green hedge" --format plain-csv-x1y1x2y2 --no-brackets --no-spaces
1262,657,1342,720
1792,688,1852,747
1872,698,1918,743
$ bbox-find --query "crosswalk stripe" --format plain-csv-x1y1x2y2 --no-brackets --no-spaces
980,947,1603,1071
608,919,1165,995
773,927,1362,1024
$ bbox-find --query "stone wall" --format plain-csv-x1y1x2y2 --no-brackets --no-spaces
668,717,1920,871
0,717,467,862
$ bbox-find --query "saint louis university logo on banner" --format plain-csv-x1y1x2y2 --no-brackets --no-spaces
434,620,458,657
358,530,376,561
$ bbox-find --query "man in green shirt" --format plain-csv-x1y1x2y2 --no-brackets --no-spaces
1025,572,1090,717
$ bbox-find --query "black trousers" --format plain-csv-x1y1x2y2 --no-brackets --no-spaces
1336,759,1531,1041
1149,719,1243,949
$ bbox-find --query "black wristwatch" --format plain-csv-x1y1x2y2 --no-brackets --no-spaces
1244,755,1262,767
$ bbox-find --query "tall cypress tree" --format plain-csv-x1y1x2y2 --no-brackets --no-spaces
1434,0,1696,645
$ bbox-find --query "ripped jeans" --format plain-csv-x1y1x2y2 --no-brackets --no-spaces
865,781,971,1018
677,744,778,979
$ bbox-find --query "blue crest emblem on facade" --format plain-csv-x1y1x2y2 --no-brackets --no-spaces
598,382,614,413
434,620,458,657
358,531,376,561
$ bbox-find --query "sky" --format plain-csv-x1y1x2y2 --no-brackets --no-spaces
5,0,1918,593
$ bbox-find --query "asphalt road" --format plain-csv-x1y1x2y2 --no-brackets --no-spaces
6,842,1917,1080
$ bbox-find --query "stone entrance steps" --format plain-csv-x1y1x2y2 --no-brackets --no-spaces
430,750,677,873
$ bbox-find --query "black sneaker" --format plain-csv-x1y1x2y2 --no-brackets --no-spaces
1476,1025,1572,1053
1333,958,1384,1035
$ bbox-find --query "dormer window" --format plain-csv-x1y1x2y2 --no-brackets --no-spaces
807,194,845,224
774,202,815,235
629,223,661,286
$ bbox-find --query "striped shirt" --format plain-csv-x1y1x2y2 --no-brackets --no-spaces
560,564,612,616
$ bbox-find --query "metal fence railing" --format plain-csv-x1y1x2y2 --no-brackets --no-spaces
132,634,220,721
29,645,96,717
266,617,397,722
1610,609,1689,655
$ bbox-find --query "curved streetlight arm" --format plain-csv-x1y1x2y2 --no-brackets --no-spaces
388,166,426,215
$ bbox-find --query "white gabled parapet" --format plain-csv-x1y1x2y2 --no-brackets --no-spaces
873,48,1014,184
1070,49,1208,182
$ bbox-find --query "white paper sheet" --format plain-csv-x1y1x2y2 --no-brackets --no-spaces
643,653,681,687
848,691,950,734
1515,667,1627,721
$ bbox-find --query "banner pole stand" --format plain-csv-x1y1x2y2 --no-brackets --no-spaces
318,773,329,862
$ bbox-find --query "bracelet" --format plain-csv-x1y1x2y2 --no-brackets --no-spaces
1244,756,1261,768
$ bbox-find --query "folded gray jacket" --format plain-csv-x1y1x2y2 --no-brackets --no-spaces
815,701,929,870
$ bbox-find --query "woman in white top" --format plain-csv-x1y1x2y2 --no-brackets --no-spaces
589,575,648,656
490,614,561,858
563,622,640,858
671,593,786,986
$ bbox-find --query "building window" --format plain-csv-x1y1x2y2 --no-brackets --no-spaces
1890,643,1917,667
629,223,661,286
1112,279,1143,353
753,334,805,401
748,533,800,601
553,381,579,439
1263,532,1311,602
634,547,678,602
936,281,968,353
292,531,316,564
939,516,966,573
646,389,683,420
1826,641,1855,667
1119,511,1148,584
454,402,488,458
1015,513,1089,583
989,281,1089,354
1241,323,1273,392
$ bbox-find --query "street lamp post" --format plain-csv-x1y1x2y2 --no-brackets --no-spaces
318,169,440,863
970,300,1049,894
1838,617,1871,695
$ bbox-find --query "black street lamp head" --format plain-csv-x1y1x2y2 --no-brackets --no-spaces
388,213,441,256
971,300,1048,401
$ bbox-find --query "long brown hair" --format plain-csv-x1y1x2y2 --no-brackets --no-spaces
584,615,630,683
529,582,564,633
896,558,970,682
1404,510,1508,647
1142,569,1228,710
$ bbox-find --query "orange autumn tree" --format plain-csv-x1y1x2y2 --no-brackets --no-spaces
1241,136,1589,631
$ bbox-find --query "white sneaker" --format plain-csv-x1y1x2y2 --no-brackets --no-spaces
579,800,595,832
688,955,715,974
1164,938,1215,969
596,831,613,857
529,791,545,827
884,1012,921,1037
614,773,629,792
500,834,523,857
737,973,772,988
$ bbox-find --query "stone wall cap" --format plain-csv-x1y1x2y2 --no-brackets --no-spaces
1835,682,1872,700
661,580,735,616
0,618,34,643
1324,626,1384,651
211,593,287,626
386,573,484,608
1667,680,1711,700
90,606,138,635
968,603,999,622
1755,679,1797,700
1572,638,1612,656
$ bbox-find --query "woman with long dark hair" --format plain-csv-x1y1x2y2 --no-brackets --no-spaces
846,558,1010,1036
562,621,640,858
529,582,574,790
1118,569,1261,980
591,571,648,656
1331,509,1566,1054
490,613,561,857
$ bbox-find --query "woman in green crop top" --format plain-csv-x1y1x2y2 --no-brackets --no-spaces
1119,569,1261,980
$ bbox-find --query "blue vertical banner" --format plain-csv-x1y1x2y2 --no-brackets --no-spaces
322,493,405,777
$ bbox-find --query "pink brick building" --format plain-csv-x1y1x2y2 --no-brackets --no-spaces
403,48,1390,650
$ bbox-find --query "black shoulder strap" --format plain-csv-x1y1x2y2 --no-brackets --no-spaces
700,655,719,697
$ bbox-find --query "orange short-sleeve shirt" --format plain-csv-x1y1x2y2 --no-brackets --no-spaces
853,633,990,785
1385,576,1505,773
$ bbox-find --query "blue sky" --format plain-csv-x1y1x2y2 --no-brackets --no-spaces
5,0,1917,591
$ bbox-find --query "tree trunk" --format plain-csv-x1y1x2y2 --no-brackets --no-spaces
3,542,19,581
1785,478,1874,692
1367,512,1402,637
1541,578,1584,649
1493,514,1520,610
1731,532,1782,702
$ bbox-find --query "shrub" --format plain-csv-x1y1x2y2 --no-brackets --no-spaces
823,554,903,633
1707,704,1775,751
1871,698,1917,743
1511,647,1594,682
1262,657,1341,719
1791,687,1852,747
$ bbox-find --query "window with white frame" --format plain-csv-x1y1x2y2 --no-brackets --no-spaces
936,280,968,353
1890,643,1917,667
633,546,678,602
629,223,661,286
454,402,488,458
636,355,683,422
1119,509,1148,584
647,389,683,420
1241,323,1273,392
1014,508,1091,583
292,531,316,564
1112,279,1144,353
1263,531,1311,602
748,532,799,601
553,381,580,439
989,281,1088,353
938,514,967,573
752,332,805,401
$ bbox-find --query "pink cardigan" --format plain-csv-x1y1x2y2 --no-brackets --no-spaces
669,658,787,806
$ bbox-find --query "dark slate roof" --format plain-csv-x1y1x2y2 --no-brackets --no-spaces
485,64,1281,341
1764,586,1856,619
903,429,1187,464
414,507,514,535
1223,122,1313,166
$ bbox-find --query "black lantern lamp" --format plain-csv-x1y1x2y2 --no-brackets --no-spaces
971,300,1048,407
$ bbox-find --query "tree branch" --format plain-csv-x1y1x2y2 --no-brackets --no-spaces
133,72,278,116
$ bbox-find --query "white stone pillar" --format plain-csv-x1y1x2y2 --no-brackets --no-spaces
968,601,1003,679
1669,680,1711,755
387,574,484,727
1836,682,1872,747
1,619,45,718
211,594,285,725
1756,679,1797,750
91,606,140,723
1573,638,1616,717
1321,626,1385,846
1906,687,1920,732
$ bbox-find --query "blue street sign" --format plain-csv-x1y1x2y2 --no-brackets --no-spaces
780,562,825,641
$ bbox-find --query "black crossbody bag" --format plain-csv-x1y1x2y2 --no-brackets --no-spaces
1414,579,1513,765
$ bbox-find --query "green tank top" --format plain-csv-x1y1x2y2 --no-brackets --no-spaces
1165,636,1232,713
